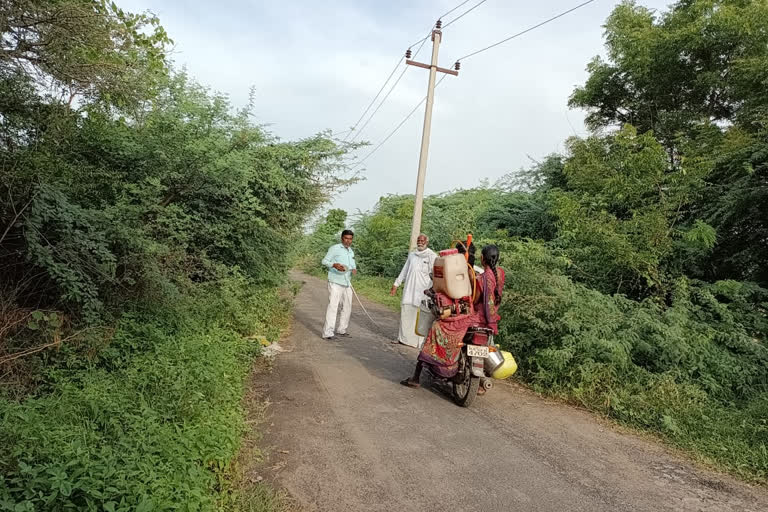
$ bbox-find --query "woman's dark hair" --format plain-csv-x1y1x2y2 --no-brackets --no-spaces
481,244,501,305
341,229,354,238
455,242,476,267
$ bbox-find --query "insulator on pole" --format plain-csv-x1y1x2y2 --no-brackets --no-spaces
405,49,412,59
435,19,442,29
454,61,461,71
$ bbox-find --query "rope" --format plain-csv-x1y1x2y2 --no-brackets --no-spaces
349,283,390,335
340,267,389,335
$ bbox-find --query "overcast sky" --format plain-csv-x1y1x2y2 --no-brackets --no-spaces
120,0,671,217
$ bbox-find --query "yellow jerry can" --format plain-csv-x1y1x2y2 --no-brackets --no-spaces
491,350,518,379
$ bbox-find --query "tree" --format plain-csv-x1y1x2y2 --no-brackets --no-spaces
1,6,351,318
1,0,171,106
569,0,768,287
696,125,768,284
570,0,768,146
552,125,713,296
479,192,557,241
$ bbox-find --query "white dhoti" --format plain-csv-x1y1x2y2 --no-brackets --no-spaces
393,248,437,349
398,304,424,349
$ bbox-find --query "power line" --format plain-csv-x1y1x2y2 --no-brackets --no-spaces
408,0,476,48
440,0,474,20
349,36,430,143
351,74,449,171
342,56,403,142
409,31,432,49
348,1,598,170
455,0,597,62
443,0,488,29
344,0,476,146
347,1,480,144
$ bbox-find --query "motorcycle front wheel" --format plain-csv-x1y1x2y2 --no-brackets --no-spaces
452,352,480,407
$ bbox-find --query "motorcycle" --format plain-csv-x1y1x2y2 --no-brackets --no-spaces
448,326,499,407
419,291,504,408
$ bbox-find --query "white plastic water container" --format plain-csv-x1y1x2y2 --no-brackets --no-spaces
432,249,471,299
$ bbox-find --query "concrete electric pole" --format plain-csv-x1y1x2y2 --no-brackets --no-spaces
406,20,459,250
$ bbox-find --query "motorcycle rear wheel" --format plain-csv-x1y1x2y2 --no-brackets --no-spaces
452,352,480,407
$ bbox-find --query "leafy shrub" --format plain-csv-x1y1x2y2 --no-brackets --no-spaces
0,277,291,511
494,240,768,478
1,3,345,507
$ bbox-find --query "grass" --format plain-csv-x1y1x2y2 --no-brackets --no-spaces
0,276,294,511
220,342,302,512
229,485,298,512
349,274,401,312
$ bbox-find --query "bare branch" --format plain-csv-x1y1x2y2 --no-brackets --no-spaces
0,190,36,247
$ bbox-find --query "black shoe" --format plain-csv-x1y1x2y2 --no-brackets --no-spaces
337,332,350,337
322,335,336,340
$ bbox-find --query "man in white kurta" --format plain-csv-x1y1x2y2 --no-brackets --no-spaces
390,234,437,348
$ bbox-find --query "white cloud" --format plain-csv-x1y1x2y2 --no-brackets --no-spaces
120,0,672,215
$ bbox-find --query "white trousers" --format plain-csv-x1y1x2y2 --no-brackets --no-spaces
323,282,353,338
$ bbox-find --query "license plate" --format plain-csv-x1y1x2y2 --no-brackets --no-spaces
466,345,489,358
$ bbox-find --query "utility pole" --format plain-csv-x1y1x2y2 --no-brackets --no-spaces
406,20,459,250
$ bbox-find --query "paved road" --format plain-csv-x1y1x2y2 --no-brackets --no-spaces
251,272,767,512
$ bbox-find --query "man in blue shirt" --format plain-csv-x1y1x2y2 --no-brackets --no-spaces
321,229,357,339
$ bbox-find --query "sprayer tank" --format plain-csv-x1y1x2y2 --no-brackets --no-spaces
432,250,471,299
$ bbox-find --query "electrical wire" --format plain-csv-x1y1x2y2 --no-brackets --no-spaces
409,31,432,49
440,0,474,20
408,0,477,48
455,0,597,62
351,74,449,171
341,56,403,142
345,0,480,143
345,1,598,189
442,0,488,29
349,36,430,143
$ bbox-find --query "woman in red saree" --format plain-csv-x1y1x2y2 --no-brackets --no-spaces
401,244,505,388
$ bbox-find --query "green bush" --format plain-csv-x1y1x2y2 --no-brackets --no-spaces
0,277,291,511
339,189,508,276
1,2,345,509
493,240,768,479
